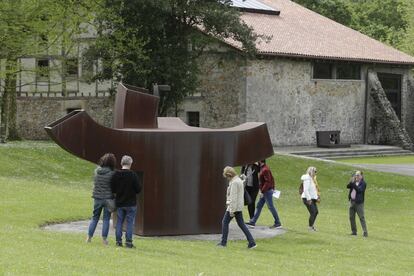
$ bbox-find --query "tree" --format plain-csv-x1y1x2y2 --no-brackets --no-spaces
88,0,261,116
292,0,353,26
292,0,409,48
349,0,408,48
0,0,96,142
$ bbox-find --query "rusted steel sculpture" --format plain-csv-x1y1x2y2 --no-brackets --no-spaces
45,83,274,236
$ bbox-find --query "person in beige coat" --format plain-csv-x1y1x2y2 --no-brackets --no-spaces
217,166,256,249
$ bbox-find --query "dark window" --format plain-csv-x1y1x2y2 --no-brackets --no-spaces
37,59,49,81
313,63,332,79
378,73,402,119
187,112,200,127
81,55,94,79
313,62,361,80
66,58,78,77
336,63,361,80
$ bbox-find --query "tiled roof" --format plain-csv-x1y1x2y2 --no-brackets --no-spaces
226,0,414,65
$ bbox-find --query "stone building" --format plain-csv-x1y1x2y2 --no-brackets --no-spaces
178,0,414,148
3,0,414,148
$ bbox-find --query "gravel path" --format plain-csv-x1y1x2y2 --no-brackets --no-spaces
43,220,286,241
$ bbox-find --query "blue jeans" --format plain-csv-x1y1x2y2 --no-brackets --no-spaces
116,206,137,245
87,199,111,238
250,189,281,226
220,211,255,246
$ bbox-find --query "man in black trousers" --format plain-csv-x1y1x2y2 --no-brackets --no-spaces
111,155,141,248
347,171,368,237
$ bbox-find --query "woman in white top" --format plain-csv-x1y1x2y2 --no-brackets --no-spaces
217,166,256,249
301,166,319,231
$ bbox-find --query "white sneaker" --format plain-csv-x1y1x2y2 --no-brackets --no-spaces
308,226,317,232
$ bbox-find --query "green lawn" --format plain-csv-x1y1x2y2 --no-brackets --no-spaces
338,155,414,164
1,142,413,275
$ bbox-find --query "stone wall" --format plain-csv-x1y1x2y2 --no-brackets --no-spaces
245,58,366,146
17,96,114,140
177,51,247,128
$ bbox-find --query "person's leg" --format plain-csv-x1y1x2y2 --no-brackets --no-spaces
246,187,258,219
125,206,137,247
349,201,357,234
220,211,233,246
302,198,312,227
116,207,126,246
246,186,254,219
356,203,368,236
309,199,318,227
249,195,265,225
87,199,103,240
101,206,111,244
234,212,256,247
264,190,281,226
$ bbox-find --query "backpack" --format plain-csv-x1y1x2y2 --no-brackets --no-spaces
299,182,303,195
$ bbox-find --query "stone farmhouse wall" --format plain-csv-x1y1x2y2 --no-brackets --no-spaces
244,58,366,146
17,97,114,140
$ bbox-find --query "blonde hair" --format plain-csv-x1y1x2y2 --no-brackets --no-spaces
306,166,317,177
223,166,237,179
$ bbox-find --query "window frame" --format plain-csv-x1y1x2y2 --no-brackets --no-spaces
312,61,362,81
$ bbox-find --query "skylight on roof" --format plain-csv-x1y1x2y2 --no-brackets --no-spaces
230,0,280,15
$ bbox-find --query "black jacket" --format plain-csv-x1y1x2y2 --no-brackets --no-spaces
111,169,141,207
347,179,366,204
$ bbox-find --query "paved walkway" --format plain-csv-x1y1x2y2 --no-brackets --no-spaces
43,220,286,241
350,163,414,177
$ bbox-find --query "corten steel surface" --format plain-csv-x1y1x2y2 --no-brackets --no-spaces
45,83,274,236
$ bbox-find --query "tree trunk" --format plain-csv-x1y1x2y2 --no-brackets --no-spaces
8,62,20,140
0,59,15,143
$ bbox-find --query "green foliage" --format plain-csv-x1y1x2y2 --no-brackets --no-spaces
0,0,97,141
349,0,409,47
1,142,414,274
89,0,260,115
292,0,409,48
292,0,352,26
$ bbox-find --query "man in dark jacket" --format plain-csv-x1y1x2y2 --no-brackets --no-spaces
347,171,368,237
111,155,141,248
246,160,282,229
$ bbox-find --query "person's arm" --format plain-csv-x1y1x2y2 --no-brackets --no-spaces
346,181,356,189
110,173,117,194
261,170,272,193
133,173,141,194
228,181,238,216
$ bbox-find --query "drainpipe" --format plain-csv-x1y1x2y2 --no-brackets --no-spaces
363,68,369,144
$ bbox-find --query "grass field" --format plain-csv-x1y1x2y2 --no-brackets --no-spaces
0,142,413,275
337,155,414,164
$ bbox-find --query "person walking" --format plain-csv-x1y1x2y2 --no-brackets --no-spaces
301,166,319,231
86,153,116,245
217,166,256,249
241,162,260,219
246,160,282,229
111,155,141,248
347,171,368,237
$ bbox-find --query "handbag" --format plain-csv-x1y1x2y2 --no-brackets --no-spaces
104,198,116,212
244,189,252,206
